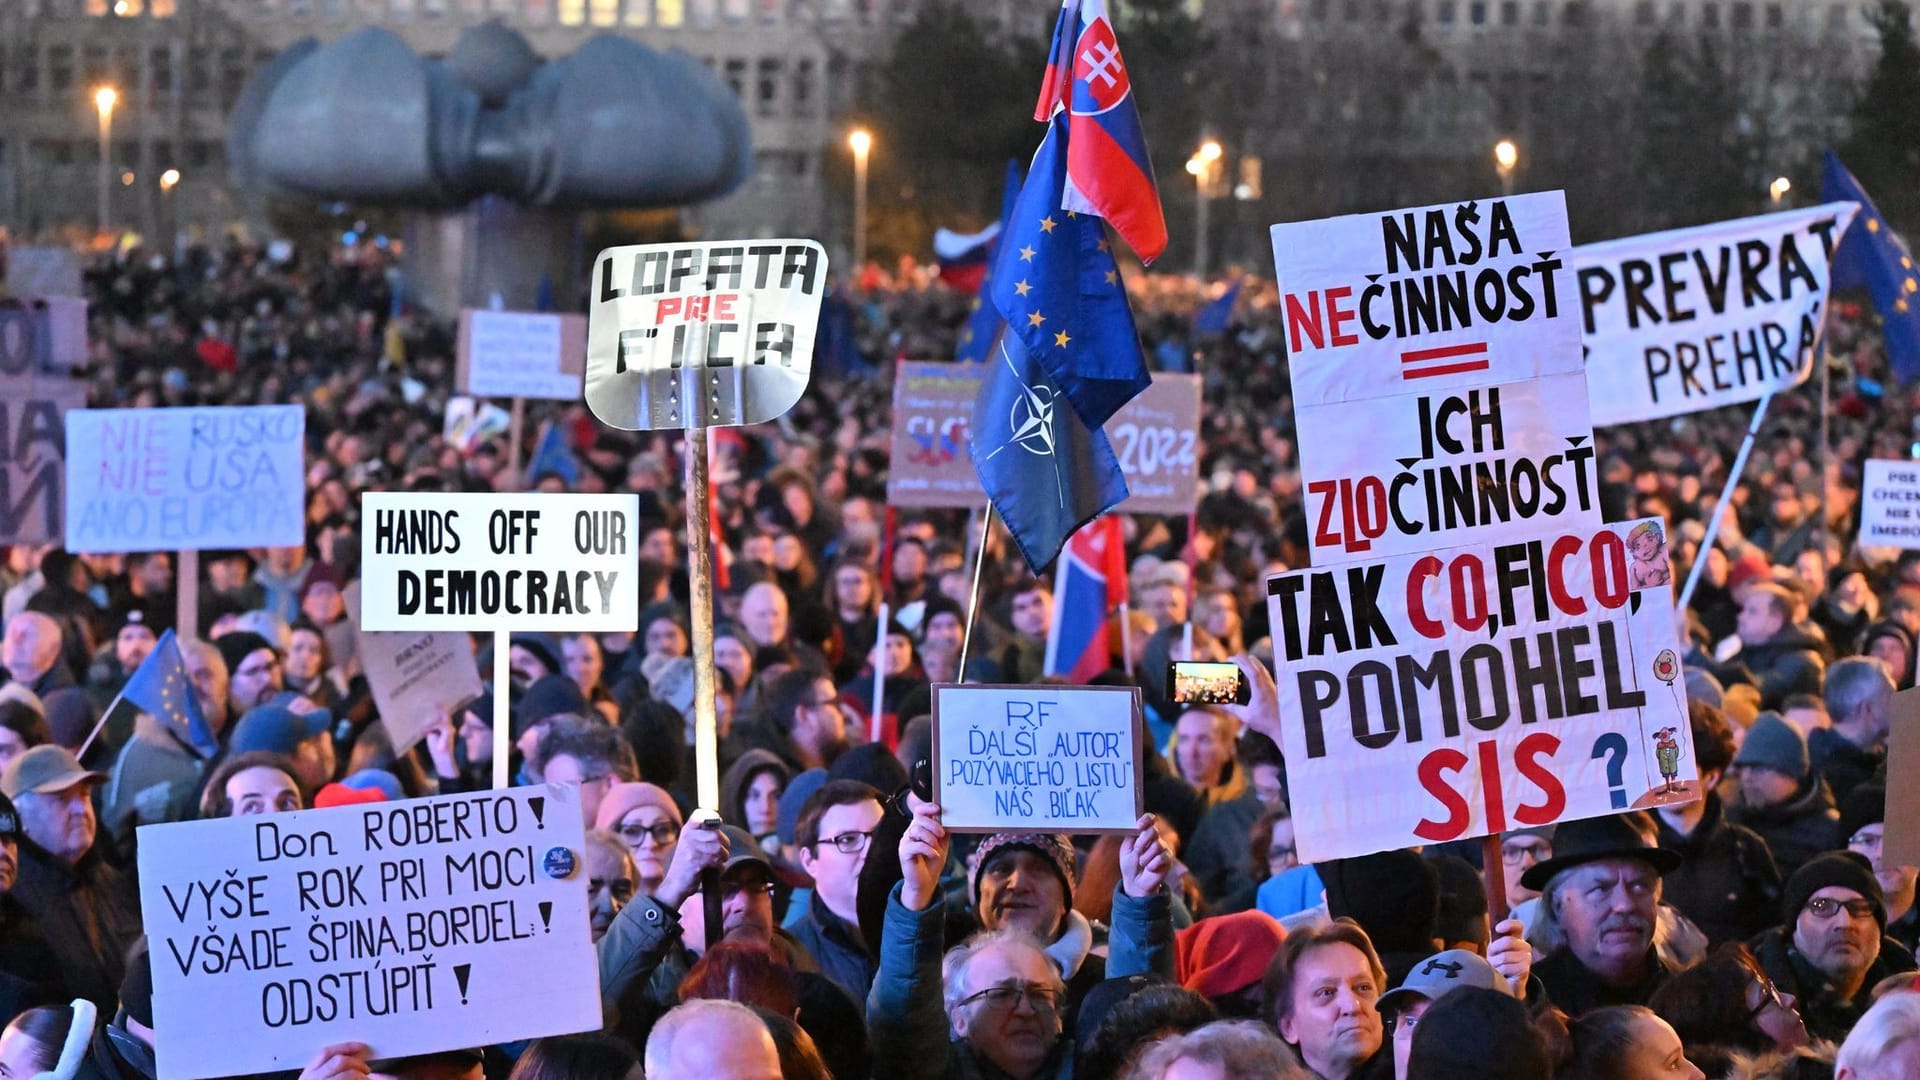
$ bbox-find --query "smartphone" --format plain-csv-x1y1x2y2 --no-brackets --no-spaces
1169,660,1250,706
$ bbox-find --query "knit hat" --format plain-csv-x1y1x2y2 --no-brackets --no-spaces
1781,850,1885,929
969,833,1078,912
1321,849,1440,955
314,783,386,809
1837,782,1886,850
594,781,683,832
511,633,563,677
1727,551,1774,594
829,741,907,794
516,674,589,729
1406,986,1551,1080
1174,910,1285,998
776,768,829,847
1732,713,1809,777
214,631,276,676
1379,949,1503,1015
1427,855,1489,947
120,947,154,1029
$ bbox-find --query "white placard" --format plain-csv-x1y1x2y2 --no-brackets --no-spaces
63,405,306,553
358,492,641,632
1575,203,1859,426
464,311,578,400
1861,459,1920,549
932,683,1144,834
138,786,600,1080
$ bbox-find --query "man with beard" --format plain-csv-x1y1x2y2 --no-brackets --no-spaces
741,667,849,773
1524,813,1684,1016
1838,783,1919,949
1750,851,1917,1043
214,632,283,717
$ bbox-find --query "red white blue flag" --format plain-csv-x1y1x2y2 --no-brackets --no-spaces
1035,0,1167,265
1044,515,1129,682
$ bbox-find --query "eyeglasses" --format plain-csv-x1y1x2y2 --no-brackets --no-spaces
616,822,677,846
1746,976,1786,1019
1502,843,1551,865
957,983,1061,1014
815,830,876,855
1849,831,1884,851
721,878,776,900
1805,896,1877,920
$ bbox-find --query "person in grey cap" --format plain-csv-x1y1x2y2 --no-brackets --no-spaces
1727,713,1838,877
1378,950,1505,1080
2,745,140,1012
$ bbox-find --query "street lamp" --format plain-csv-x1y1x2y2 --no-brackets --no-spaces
1186,139,1223,277
1494,139,1519,197
160,169,180,255
848,127,872,279
1770,176,1792,204
94,85,118,237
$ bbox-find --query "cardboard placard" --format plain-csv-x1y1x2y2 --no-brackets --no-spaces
932,683,1144,834
1858,459,1920,550
1264,517,1694,863
138,786,598,1080
455,310,587,401
3,246,84,297
63,405,307,553
1885,688,1920,870
1574,204,1858,426
584,240,827,431
0,370,87,544
357,492,641,633
0,296,88,372
358,629,484,754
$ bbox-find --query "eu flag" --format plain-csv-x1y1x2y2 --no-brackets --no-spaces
956,160,1024,365
990,113,1151,429
1822,150,1920,385
122,629,218,759
970,329,1129,571
526,420,580,486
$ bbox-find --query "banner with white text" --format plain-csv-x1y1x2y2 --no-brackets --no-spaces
1860,459,1920,549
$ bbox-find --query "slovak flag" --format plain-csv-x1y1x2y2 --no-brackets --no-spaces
1035,0,1167,265
1044,515,1129,682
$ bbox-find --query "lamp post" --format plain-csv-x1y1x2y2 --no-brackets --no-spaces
94,85,118,237
160,168,180,255
1770,176,1792,204
1186,139,1223,277
1494,139,1519,197
848,127,872,281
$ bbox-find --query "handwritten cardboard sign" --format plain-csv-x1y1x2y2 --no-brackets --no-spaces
0,296,87,373
1859,460,1920,550
137,786,599,1080
0,370,87,544
64,405,307,553
358,629,483,754
1886,688,1920,870
358,492,641,633
932,683,1144,834
455,310,587,401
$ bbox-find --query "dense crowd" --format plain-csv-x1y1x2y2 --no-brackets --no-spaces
0,239,1915,1080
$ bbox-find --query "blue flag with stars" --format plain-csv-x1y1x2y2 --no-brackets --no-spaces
1822,150,1920,385
970,327,1130,571
957,160,1024,364
989,113,1151,429
122,628,217,759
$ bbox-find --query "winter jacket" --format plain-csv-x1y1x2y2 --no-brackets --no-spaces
1807,728,1884,808
1184,791,1264,904
11,842,142,1011
1712,626,1826,712
787,897,877,1016
1654,793,1783,945
1728,778,1840,878
103,713,210,853
1749,924,1918,1044
866,882,1171,1080
1534,946,1671,1018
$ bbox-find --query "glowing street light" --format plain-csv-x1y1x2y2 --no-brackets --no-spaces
848,127,873,277
160,168,180,192
1187,139,1225,276
94,85,118,236
1494,139,1519,196
1770,176,1792,204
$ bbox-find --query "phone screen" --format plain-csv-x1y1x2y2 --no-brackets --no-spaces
1170,661,1250,706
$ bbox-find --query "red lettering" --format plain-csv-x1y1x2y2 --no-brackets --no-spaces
686,295,712,321
1548,535,1586,617
713,294,738,320
1339,478,1370,553
1308,481,1342,550
655,297,683,321
1407,556,1444,639
1512,733,1566,825
1591,532,1629,609
1326,286,1359,346
1285,292,1325,352
1477,739,1508,833
1449,554,1488,632
1354,476,1388,542
1413,748,1471,842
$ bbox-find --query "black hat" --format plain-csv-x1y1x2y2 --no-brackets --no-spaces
515,674,590,731
214,631,277,676
1836,783,1886,850
1322,849,1441,955
1517,813,1682,892
1781,850,1885,929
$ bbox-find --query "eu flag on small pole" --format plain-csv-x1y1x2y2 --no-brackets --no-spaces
956,160,1024,365
113,628,217,759
1822,150,1920,385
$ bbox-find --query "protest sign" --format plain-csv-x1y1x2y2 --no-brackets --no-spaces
358,492,641,633
584,239,827,430
1885,688,1920,870
888,364,1202,515
138,785,599,1080
1574,203,1859,426
1264,517,1694,863
358,629,484,753
0,370,87,545
0,296,87,372
1859,459,1920,550
64,405,306,553
455,310,588,401
443,396,511,454
932,683,1144,834
3,246,83,297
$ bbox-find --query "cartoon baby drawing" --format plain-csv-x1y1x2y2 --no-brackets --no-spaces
1627,520,1671,589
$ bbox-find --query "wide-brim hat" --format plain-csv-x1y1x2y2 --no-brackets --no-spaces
1517,813,1682,892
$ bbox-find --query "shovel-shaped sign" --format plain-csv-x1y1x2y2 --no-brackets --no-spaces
584,239,827,430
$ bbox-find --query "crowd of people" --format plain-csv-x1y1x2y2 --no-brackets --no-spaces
0,239,1915,1080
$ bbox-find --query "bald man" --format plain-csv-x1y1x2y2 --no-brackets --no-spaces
644,999,782,1080
2,612,98,749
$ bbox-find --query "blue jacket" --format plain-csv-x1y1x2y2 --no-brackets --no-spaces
867,884,1171,1080
787,899,877,1016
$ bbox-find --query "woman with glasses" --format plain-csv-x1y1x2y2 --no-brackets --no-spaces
1649,943,1810,1076
594,782,684,899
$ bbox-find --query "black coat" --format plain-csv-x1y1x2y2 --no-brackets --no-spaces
11,841,142,1011
1728,777,1840,879
1534,947,1671,1018
1749,925,1918,1044
1654,793,1783,946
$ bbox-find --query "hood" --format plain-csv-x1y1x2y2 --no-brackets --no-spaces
720,748,792,834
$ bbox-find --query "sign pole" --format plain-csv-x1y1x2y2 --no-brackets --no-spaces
493,631,512,790
958,503,996,684
871,601,889,743
684,428,726,950
1819,350,1833,548
1482,834,1511,927
1677,391,1773,613
175,548,198,641
507,396,526,489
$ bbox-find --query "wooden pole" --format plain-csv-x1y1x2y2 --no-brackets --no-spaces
507,396,526,489
1483,834,1511,928
175,549,198,641
684,429,726,950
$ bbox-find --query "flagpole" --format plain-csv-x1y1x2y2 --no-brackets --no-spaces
958,503,996,684
870,601,889,744
1119,600,1134,677
1677,391,1774,613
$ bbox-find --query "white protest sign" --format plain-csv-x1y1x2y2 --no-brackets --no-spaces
457,310,586,401
138,785,599,1080
1574,203,1859,426
358,492,641,633
1860,459,1920,549
1264,517,1694,863
932,683,1144,834
64,405,306,553
584,240,827,430
359,630,484,753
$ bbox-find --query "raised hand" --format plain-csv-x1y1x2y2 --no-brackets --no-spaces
1225,653,1282,745
656,813,730,911
1487,917,1533,997
1118,814,1173,898
898,795,948,912
298,1042,371,1080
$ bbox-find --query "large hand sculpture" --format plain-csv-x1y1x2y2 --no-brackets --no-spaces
228,22,752,209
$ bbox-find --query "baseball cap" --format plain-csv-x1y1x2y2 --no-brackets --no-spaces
229,704,332,757
1378,949,1503,1015
0,745,107,799
717,824,775,885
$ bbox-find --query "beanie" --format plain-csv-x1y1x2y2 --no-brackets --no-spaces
214,631,276,676
516,674,589,731
1174,910,1286,998
1406,986,1550,1080
1321,849,1440,955
1781,850,1885,929
828,742,907,794
1731,713,1808,778
776,769,828,848
1837,782,1886,850
970,833,1078,912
